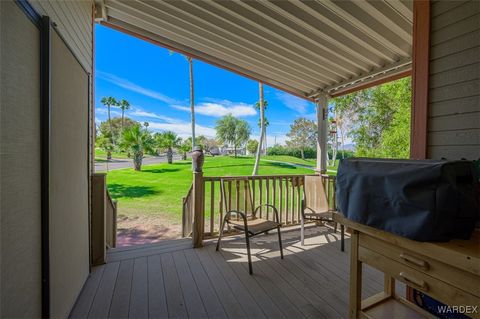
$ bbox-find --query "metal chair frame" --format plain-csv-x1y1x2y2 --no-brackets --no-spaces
216,178,284,274
300,175,345,251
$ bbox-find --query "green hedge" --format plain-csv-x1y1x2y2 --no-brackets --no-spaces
267,145,354,160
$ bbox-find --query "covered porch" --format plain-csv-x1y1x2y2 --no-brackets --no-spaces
72,225,408,318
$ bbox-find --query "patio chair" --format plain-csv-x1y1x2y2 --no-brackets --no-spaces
216,177,283,274
301,175,345,251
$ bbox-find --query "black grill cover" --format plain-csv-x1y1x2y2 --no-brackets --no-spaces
336,158,479,241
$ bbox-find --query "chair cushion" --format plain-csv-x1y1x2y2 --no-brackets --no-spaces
228,218,280,235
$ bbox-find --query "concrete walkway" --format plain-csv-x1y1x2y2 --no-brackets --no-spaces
95,155,182,172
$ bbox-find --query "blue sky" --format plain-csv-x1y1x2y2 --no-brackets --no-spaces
95,24,316,145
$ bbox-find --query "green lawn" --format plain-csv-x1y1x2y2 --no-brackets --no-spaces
107,156,313,224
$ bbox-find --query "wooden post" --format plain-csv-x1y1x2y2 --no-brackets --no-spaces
316,93,329,173
91,173,107,265
192,146,205,248
410,0,430,159
349,230,362,318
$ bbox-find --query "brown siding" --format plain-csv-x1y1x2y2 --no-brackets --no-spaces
428,0,480,160
0,1,42,316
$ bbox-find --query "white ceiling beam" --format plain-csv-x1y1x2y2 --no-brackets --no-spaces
309,59,412,98
318,0,411,57
260,0,383,69
287,1,397,63
385,0,414,24
106,1,318,91
234,0,368,74
209,0,358,78
137,0,332,87
179,0,341,83
197,0,351,81
354,1,412,43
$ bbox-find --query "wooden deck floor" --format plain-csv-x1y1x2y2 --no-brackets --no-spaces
71,225,403,319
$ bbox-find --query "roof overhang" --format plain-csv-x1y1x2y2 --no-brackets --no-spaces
97,0,413,100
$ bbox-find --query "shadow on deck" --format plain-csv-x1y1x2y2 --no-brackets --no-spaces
71,225,403,318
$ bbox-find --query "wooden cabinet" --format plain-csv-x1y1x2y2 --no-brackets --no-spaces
333,213,480,319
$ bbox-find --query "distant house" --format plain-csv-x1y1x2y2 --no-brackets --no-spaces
220,146,246,156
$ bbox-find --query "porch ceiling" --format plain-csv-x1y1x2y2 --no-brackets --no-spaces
99,0,413,100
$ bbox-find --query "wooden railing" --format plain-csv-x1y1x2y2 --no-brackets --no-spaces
182,173,336,241
91,173,118,265
182,184,194,237
106,190,117,248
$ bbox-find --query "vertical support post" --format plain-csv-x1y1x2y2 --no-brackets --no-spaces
316,93,329,173
410,0,430,159
192,146,205,248
91,173,107,265
349,230,362,318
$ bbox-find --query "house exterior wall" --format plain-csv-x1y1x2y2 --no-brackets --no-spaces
30,0,93,72
1,1,93,318
428,0,480,160
0,2,42,316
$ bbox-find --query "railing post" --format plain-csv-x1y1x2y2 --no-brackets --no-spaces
91,173,107,265
192,146,205,248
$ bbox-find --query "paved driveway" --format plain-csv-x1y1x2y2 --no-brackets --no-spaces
95,155,183,172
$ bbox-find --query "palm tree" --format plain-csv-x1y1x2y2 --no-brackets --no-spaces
215,115,251,157
143,122,149,131
120,124,154,171
178,138,192,160
168,52,196,149
101,96,119,144
186,56,196,148
253,82,265,175
255,95,269,155
155,131,181,164
119,99,130,131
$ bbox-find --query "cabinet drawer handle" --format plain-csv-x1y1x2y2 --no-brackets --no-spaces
399,272,429,291
400,253,429,270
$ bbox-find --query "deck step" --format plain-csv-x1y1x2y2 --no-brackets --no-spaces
107,238,192,262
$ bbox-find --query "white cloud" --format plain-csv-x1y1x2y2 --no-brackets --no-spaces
276,92,310,114
96,71,179,105
148,121,216,138
95,107,122,117
129,107,182,124
172,101,256,117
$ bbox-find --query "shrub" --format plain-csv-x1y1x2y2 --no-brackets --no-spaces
267,144,355,160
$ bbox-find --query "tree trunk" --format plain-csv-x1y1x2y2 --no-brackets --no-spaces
133,152,143,171
300,149,305,160
107,150,112,160
340,125,345,159
108,105,114,145
263,130,267,155
121,109,125,132
234,146,237,157
167,147,173,164
189,57,196,148
253,82,265,175
182,152,187,160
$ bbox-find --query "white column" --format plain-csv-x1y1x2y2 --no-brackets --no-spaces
316,93,328,173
